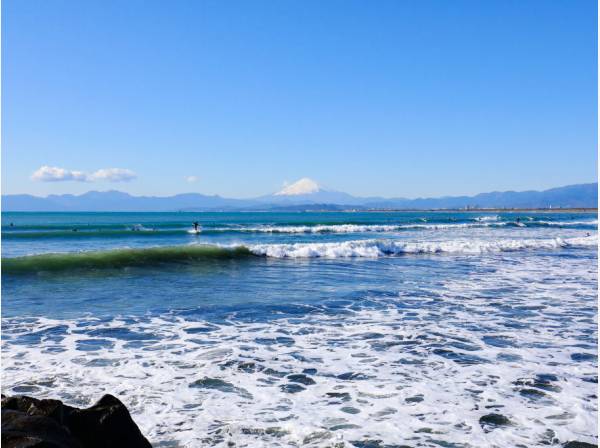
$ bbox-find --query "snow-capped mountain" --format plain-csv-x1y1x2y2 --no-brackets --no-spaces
261,178,363,204
274,178,322,196
2,181,597,211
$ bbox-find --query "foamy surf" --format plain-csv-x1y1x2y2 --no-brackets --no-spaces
2,254,596,447
3,219,596,242
248,235,597,258
2,235,596,273
2,211,597,447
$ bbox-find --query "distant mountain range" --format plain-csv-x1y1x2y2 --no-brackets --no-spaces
2,178,597,211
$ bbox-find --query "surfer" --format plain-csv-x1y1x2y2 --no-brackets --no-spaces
516,217,521,224
193,221,199,232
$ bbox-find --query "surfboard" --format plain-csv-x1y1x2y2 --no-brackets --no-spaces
187,229,202,234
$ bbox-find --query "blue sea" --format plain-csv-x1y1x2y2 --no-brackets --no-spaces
1,211,598,447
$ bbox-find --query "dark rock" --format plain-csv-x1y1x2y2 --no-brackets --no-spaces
563,442,597,448
479,413,512,432
2,408,79,448
1,394,151,448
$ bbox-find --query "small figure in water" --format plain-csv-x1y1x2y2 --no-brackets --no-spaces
9,222,14,227
516,217,521,223
72,228,78,232
586,232,591,237
193,221,199,232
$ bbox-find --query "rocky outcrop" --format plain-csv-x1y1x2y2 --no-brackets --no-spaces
1,394,152,448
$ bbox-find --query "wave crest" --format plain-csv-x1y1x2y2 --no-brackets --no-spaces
249,235,597,258
3,235,595,274
2,245,252,274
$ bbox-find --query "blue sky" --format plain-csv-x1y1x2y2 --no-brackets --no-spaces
2,0,597,198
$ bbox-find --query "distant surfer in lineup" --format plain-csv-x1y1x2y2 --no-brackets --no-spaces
190,221,201,234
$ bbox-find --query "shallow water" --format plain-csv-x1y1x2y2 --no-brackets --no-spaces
1,211,597,447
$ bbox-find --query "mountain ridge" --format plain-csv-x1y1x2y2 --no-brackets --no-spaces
2,182,597,211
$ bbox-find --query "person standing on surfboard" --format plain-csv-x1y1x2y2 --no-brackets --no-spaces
193,221,199,232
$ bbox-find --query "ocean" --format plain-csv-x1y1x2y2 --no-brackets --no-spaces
1,211,598,447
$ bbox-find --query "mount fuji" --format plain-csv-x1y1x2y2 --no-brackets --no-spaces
2,179,597,211
257,178,365,205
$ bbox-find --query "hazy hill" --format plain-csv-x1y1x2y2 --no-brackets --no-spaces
2,181,597,211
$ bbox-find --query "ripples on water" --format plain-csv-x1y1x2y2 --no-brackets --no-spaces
1,212,598,447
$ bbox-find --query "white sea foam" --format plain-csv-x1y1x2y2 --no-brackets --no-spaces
217,219,597,234
233,222,507,233
247,235,597,258
474,215,501,222
2,252,596,447
535,220,598,227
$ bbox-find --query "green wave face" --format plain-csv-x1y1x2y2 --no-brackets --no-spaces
2,245,253,274
2,229,187,239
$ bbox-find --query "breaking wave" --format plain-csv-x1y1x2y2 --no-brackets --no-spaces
2,245,253,273
3,235,596,274
5,220,596,240
249,235,597,258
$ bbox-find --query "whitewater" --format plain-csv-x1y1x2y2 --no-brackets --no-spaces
1,211,597,447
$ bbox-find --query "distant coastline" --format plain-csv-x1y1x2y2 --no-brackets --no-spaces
327,208,599,213
2,182,597,212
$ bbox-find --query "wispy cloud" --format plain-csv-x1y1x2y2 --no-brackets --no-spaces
31,166,137,183
185,175,199,183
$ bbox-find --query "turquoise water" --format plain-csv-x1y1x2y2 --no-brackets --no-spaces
1,211,598,447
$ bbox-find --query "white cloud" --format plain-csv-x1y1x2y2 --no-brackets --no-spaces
90,168,137,182
31,166,89,182
31,166,137,183
186,175,199,183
